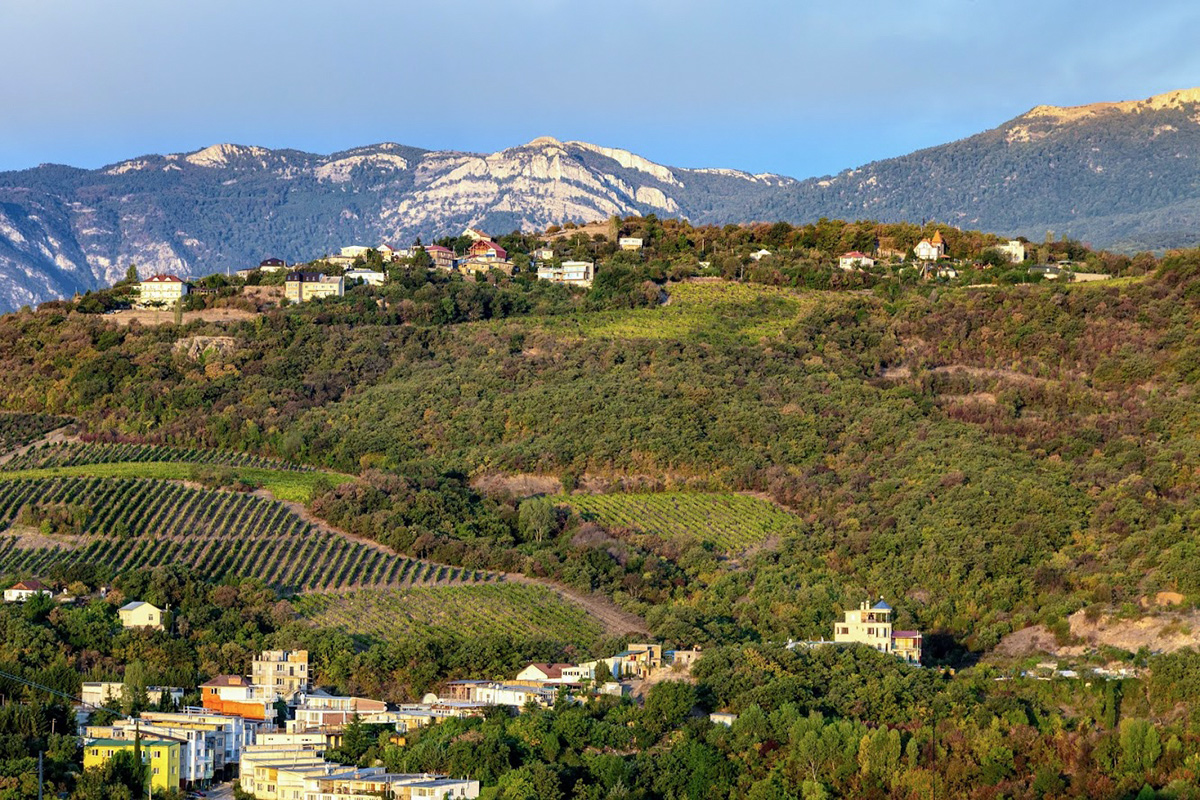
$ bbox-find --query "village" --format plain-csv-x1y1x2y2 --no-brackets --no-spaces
7,580,937,799
119,222,1112,314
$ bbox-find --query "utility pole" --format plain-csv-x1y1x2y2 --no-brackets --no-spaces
37,751,42,800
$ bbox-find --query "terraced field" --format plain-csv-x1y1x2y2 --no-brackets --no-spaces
534,281,813,344
0,413,70,453
2,441,310,471
0,477,489,592
551,492,802,552
293,583,603,646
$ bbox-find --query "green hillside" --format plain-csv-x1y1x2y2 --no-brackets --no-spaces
8,237,1200,797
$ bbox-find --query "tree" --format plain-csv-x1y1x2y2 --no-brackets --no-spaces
125,263,140,283
121,660,150,716
518,500,556,543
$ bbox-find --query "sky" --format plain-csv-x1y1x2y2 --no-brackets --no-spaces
2,0,1199,179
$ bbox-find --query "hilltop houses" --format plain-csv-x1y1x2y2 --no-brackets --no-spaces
914,231,946,261
537,260,595,287
994,239,1027,263
136,274,189,308
344,267,387,286
284,272,344,303
467,239,507,262
424,245,456,270
838,251,875,270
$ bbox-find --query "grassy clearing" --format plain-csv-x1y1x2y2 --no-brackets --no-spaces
294,583,603,646
521,281,814,344
548,491,803,552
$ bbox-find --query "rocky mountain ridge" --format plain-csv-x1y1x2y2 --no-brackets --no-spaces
2,87,1200,310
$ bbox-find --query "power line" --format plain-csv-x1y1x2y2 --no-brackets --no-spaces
0,667,122,717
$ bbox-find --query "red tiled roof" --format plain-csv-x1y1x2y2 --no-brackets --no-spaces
145,274,183,283
11,579,48,591
470,240,507,259
841,251,870,258
892,631,922,638
525,662,574,679
425,245,453,254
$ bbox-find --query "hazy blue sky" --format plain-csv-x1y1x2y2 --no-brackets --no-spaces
2,0,1199,178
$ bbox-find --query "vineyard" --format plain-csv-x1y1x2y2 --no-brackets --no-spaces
293,584,603,646
530,281,812,344
2,441,309,472
552,492,803,552
0,413,70,454
0,477,490,592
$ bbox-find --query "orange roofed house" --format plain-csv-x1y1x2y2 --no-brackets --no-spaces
201,676,274,721
913,231,946,261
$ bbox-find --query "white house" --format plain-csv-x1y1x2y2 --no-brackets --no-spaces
994,240,1026,263
4,579,52,603
913,231,946,261
838,251,875,271
136,275,189,309
536,261,595,288
339,246,371,259
749,249,772,261
343,268,387,286
515,663,573,683
618,237,643,251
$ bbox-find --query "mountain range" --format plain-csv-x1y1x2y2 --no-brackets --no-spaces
2,87,1200,311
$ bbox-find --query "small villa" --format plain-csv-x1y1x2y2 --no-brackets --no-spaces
833,599,922,664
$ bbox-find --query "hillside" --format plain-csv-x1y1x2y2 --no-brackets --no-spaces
8,250,1200,796
4,88,1200,310
758,88,1200,252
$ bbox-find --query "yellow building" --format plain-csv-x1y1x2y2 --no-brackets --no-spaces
119,600,165,630
84,738,180,792
833,600,922,664
252,649,310,699
284,272,344,303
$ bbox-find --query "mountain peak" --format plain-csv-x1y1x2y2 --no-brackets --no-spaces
526,136,562,147
184,143,270,167
1021,87,1200,125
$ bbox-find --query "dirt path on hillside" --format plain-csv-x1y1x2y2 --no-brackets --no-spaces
0,425,79,466
879,364,1056,385
258,488,651,634
503,573,650,637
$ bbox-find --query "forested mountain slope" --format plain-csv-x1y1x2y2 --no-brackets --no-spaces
3,88,1200,310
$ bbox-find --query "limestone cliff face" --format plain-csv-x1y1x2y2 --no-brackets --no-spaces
4,87,1200,311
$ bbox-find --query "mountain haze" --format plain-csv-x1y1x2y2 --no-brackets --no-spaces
1,87,1200,310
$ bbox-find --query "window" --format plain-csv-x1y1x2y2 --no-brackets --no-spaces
153,768,160,776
